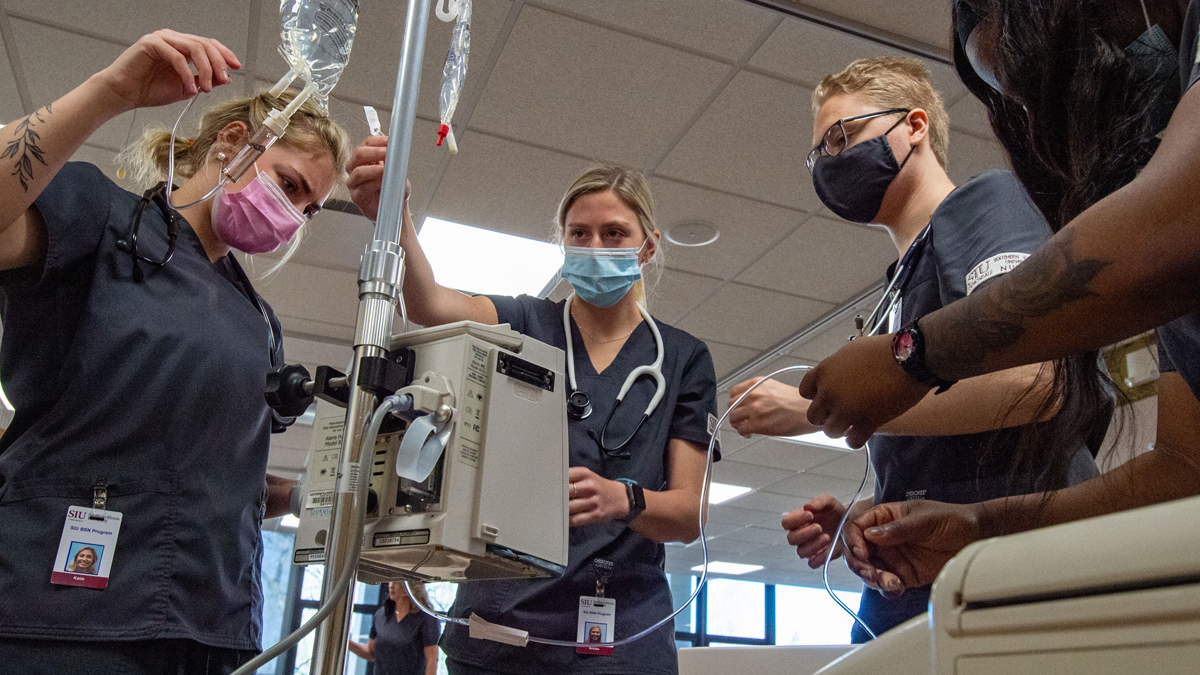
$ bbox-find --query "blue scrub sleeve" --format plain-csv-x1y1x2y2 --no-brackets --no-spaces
419,612,440,647
930,170,1052,306
1158,334,1178,374
30,162,113,282
1182,0,1200,92
369,619,378,640
669,341,719,459
486,293,536,333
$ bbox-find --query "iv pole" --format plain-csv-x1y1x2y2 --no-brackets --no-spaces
310,0,430,672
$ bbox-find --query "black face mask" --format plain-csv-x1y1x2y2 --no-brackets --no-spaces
811,133,913,224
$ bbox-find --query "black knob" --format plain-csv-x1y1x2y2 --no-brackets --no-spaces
265,364,315,417
567,391,592,420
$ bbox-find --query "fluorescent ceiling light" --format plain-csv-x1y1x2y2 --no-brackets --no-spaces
280,514,300,528
708,482,752,505
418,217,563,297
0,381,13,413
692,561,763,575
780,432,852,451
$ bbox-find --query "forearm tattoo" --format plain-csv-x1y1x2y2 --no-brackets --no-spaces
924,228,1110,379
2,103,51,191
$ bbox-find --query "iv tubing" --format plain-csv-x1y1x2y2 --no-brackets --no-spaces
231,394,405,675
408,365,876,648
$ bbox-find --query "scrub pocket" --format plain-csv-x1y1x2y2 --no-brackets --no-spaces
0,470,180,640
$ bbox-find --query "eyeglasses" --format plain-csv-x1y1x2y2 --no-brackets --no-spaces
806,108,911,172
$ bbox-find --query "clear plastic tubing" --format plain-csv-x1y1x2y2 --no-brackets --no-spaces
435,0,471,152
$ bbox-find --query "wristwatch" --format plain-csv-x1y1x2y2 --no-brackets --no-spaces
615,478,646,524
892,319,956,393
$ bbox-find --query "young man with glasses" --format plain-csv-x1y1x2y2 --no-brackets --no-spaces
727,57,1104,641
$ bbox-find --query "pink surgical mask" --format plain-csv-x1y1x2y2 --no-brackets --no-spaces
210,165,306,254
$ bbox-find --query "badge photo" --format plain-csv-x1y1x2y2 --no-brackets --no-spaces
51,506,123,589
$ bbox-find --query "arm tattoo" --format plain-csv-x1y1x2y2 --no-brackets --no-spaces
2,104,51,191
925,228,1110,378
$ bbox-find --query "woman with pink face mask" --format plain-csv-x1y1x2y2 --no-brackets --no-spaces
0,30,351,673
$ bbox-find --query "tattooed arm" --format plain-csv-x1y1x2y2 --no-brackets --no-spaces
801,81,1200,447
0,30,240,271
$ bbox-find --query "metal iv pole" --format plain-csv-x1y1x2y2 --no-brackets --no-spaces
310,0,430,672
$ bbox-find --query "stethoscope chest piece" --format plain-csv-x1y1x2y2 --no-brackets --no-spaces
567,390,593,420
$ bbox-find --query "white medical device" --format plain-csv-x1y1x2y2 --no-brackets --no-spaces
814,494,1200,674
292,321,569,583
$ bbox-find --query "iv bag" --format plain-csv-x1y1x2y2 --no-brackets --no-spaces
278,0,360,113
436,0,471,152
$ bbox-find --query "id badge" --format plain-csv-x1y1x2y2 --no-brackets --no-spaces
51,506,122,589
576,596,616,655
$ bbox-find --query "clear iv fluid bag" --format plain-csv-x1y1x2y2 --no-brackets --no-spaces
279,0,360,113
437,0,471,149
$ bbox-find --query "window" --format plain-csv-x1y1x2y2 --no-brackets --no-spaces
706,579,765,640
775,584,863,646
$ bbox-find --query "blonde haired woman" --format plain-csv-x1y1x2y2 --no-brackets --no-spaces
349,582,440,675
348,145,718,675
0,29,351,672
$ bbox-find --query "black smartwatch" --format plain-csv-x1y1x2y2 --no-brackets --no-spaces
892,319,956,393
615,478,646,523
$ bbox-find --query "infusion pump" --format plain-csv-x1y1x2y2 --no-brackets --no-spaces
292,321,570,584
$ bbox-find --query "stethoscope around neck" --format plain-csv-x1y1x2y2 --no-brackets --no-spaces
857,223,931,338
563,294,666,458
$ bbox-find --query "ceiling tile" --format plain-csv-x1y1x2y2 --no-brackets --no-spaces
12,20,237,153
948,92,995,139
677,283,833,350
735,215,894,304
740,354,816,389
256,0,513,119
8,0,250,55
713,421,761,458
763,473,864,502
657,71,819,211
712,460,797,490
798,0,955,56
468,5,729,167
287,209,376,272
532,0,777,61
426,130,594,241
68,144,121,184
650,177,808,282
805,450,875,484
651,269,723,326
0,32,24,122
693,536,771,556
946,130,1010,185
786,311,868,363
255,261,361,338
731,437,846,472
703,340,760,382
706,504,774,527
750,15,963,105
724,490,803,515
719,526,789,546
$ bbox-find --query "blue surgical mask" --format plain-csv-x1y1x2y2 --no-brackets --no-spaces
561,245,644,308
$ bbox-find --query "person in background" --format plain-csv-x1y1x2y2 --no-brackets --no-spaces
349,582,440,675
728,56,1105,640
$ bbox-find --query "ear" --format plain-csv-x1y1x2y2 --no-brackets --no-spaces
906,109,930,148
640,230,661,265
212,121,250,161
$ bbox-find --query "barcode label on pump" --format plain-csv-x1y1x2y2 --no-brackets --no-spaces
306,490,334,509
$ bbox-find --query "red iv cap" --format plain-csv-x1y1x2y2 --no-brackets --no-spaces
437,124,450,146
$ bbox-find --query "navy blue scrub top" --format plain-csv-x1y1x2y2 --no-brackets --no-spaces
439,294,718,675
0,163,284,650
853,171,1102,642
1157,0,1200,401
369,606,440,675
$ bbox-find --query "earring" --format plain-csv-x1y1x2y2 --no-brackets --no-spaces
216,152,227,162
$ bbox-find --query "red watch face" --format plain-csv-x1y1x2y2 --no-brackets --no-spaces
894,331,916,362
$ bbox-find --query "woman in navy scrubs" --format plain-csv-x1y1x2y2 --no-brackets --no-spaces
349,582,440,675
346,154,718,675
0,30,351,673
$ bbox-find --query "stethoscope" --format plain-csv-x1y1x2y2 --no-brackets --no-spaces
563,294,666,458
856,223,931,338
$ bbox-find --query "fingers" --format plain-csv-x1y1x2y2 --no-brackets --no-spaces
349,143,389,172
162,31,215,92
804,494,841,515
794,532,832,559
346,164,385,193
146,34,198,97
798,367,819,401
841,522,869,562
729,377,761,400
781,508,814,531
